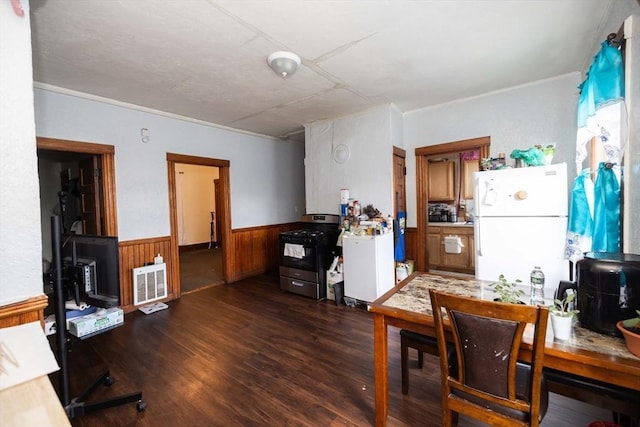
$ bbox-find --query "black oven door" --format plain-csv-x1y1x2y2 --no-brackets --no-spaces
279,237,318,272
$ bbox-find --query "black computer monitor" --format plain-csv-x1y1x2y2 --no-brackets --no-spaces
62,234,120,308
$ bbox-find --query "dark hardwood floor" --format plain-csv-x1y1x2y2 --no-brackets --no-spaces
49,273,611,426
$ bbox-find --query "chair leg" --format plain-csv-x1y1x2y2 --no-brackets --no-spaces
442,407,459,427
401,337,409,395
417,349,424,369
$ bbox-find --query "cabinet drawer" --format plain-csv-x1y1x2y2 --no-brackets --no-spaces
441,226,473,235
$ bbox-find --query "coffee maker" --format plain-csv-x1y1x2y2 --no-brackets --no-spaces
556,252,640,336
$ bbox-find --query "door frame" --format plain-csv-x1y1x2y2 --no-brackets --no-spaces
167,153,231,292
36,137,118,236
415,136,490,272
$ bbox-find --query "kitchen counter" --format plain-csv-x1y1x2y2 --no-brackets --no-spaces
428,222,474,228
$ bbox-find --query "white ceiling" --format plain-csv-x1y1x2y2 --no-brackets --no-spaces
30,0,616,142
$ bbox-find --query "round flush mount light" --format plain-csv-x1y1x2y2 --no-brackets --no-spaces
267,51,301,77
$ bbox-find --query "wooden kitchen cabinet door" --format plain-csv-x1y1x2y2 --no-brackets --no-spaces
428,161,454,201
462,159,480,199
426,232,441,267
442,234,470,269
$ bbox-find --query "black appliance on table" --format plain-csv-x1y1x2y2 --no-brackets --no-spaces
279,214,341,299
557,252,640,336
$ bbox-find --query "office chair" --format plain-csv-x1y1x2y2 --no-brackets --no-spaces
429,289,549,427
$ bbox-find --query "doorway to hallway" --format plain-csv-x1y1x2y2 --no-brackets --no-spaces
167,153,231,296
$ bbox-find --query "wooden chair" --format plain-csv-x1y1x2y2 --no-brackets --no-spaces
400,329,440,394
429,289,549,427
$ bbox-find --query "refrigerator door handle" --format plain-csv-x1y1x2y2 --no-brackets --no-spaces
476,221,483,257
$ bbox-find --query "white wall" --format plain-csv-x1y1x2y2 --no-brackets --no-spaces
34,88,306,241
305,105,395,217
0,1,44,306
175,164,219,246
403,74,581,228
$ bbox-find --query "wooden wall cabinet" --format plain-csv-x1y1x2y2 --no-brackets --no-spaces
427,226,475,274
462,159,480,200
428,161,454,201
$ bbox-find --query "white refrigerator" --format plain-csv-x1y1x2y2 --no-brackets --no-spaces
473,163,569,299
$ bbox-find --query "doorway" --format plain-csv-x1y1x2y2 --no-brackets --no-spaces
167,153,231,296
415,137,490,272
174,163,223,294
37,137,117,264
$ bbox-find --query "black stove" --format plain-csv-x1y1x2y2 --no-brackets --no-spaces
279,214,340,299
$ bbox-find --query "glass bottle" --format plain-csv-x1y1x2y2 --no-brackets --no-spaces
530,266,545,305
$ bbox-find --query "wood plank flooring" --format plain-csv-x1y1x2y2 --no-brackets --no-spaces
49,273,611,426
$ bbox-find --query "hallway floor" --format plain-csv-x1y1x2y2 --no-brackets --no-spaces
179,247,223,294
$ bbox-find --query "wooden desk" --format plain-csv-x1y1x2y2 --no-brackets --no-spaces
368,272,640,427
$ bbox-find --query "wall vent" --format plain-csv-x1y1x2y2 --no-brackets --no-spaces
133,263,167,306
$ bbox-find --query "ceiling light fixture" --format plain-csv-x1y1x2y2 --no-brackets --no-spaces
267,51,301,77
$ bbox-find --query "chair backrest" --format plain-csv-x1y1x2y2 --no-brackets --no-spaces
429,289,549,427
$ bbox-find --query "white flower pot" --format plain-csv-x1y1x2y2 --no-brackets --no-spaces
550,313,573,341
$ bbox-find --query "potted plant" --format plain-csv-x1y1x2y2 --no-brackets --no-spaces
617,310,640,358
548,292,579,341
490,274,525,304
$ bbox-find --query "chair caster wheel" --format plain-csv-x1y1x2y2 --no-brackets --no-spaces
137,401,147,412
104,376,115,387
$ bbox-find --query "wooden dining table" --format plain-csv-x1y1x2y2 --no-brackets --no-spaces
368,272,640,427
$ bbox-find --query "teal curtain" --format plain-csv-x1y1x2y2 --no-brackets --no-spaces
566,38,625,260
592,163,620,252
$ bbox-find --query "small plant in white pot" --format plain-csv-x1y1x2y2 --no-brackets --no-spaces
548,292,579,341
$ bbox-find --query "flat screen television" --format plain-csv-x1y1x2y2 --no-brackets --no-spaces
62,234,120,308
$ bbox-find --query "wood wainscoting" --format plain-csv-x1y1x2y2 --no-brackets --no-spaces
0,295,48,329
118,223,299,312
226,223,301,283
404,227,418,264
119,236,173,313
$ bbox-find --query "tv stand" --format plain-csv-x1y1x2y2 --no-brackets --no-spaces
65,370,146,418
51,215,146,420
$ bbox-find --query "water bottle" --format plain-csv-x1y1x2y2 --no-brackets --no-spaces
530,266,545,305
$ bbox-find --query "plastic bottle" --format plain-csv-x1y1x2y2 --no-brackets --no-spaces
154,253,164,265
530,266,545,305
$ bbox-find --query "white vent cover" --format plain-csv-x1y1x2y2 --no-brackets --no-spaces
133,263,167,306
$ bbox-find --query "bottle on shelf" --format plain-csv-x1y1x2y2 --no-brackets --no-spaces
530,266,545,305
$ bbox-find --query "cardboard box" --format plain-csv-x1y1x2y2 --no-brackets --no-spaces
44,306,98,336
68,307,123,338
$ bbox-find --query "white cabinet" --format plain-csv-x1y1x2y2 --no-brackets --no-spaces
342,232,395,303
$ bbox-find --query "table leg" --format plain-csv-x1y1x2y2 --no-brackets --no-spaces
373,313,388,427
